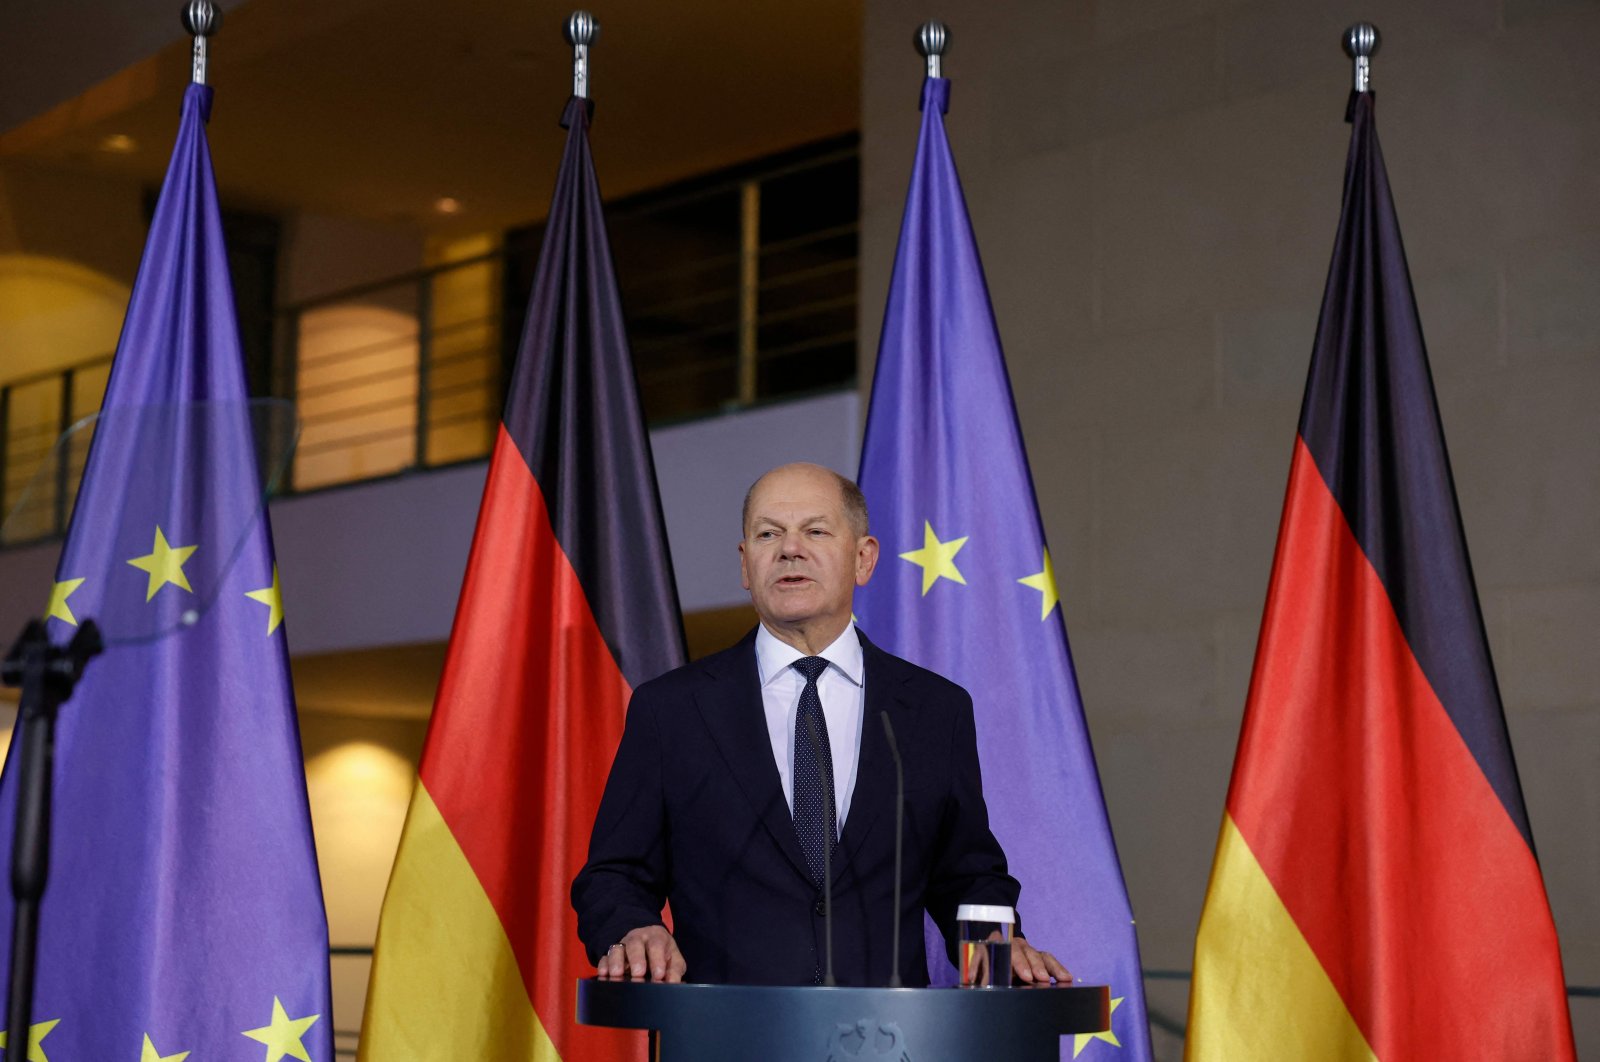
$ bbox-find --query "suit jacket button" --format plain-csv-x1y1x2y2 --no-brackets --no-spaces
813,898,827,918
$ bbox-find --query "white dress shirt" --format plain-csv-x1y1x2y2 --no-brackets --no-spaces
755,622,866,831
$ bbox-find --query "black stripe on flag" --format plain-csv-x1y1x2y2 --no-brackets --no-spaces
500,97,687,691
1296,93,1533,850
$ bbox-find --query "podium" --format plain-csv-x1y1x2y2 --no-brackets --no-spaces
577,978,1111,1061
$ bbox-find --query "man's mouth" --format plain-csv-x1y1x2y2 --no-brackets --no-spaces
777,575,811,586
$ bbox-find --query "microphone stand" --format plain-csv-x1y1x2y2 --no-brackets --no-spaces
879,712,905,988
1,619,102,1055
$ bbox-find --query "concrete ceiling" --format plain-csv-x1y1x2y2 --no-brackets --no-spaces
2,0,863,236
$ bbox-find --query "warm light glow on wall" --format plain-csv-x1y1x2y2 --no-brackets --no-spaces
301,737,419,1039
304,740,414,944
0,256,125,536
0,254,128,383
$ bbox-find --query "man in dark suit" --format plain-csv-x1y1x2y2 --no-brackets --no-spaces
572,462,1068,986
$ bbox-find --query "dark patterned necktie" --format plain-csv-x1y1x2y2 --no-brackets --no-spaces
791,656,837,888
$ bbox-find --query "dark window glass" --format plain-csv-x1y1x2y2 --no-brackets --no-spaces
502,133,858,424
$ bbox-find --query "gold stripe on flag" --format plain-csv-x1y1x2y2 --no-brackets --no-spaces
359,785,559,1061
1187,815,1377,1061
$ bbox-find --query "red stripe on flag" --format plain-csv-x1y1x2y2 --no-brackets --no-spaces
1228,438,1574,1062
420,425,638,1059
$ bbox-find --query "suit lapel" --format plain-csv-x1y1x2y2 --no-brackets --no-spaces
694,628,814,885
837,632,907,879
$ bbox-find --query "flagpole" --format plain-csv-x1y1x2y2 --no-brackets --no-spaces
1342,21,1379,94
914,20,947,78
564,10,598,100
182,0,222,86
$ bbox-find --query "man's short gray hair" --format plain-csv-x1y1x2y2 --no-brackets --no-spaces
742,465,870,538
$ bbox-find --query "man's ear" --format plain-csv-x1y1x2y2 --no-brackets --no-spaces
854,535,880,586
738,540,751,590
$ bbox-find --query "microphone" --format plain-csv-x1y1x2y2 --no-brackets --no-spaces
879,711,905,988
803,712,837,986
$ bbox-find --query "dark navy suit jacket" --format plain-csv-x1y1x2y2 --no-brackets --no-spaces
571,627,1021,986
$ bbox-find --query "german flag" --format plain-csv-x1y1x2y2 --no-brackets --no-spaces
358,96,685,1060
1186,91,1576,1060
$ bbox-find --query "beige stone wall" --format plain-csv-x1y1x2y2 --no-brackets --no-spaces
861,1,1599,1054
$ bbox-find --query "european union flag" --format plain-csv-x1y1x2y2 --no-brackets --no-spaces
0,84,332,1060
855,77,1152,1061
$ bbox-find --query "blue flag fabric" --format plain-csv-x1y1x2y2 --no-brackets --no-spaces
0,85,332,1060
855,77,1152,1061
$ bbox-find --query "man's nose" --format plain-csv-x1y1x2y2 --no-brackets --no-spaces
778,531,808,558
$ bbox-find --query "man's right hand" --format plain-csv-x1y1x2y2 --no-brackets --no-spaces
597,925,687,982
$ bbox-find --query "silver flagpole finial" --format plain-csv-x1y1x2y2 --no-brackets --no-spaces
915,21,949,79
565,11,599,100
181,0,222,85
1342,22,1380,94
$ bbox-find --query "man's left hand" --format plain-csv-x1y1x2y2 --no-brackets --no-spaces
1012,937,1071,984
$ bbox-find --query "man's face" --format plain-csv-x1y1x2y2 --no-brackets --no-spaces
739,465,878,635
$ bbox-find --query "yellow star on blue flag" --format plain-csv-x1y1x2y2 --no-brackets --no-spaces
1073,995,1123,1056
0,1018,60,1062
46,578,86,626
898,521,968,595
126,526,197,601
242,996,319,1062
245,566,285,635
141,1033,190,1062
1017,548,1059,619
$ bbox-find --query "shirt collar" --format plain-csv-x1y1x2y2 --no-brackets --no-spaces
755,621,864,689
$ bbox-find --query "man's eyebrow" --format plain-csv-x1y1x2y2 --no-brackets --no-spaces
750,513,833,528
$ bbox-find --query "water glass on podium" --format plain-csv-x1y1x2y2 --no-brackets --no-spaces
956,903,1014,987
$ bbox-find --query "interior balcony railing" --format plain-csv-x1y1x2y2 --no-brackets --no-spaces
280,133,859,495
0,135,860,547
280,253,506,493
0,354,113,547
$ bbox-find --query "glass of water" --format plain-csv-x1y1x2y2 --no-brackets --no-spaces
956,904,1014,988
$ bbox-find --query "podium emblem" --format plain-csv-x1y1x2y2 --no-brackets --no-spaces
824,1019,912,1061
